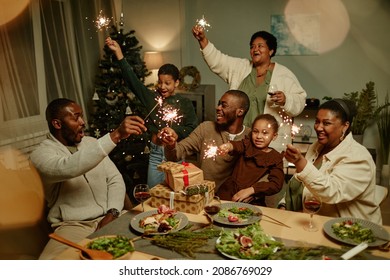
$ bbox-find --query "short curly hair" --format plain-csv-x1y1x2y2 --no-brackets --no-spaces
158,64,180,81
249,31,277,57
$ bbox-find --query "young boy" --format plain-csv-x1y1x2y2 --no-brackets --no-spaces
106,38,198,188
217,114,284,206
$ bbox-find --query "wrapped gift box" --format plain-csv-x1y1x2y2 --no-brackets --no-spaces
149,181,215,214
157,161,204,192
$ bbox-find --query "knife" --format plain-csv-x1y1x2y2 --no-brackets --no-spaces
341,242,368,260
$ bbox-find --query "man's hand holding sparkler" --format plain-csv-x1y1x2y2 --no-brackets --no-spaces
110,115,147,144
192,23,209,50
158,127,178,149
217,142,233,156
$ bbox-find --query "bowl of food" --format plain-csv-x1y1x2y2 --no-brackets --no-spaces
80,235,135,260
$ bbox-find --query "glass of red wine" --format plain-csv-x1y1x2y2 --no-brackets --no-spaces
204,196,221,223
133,184,150,212
302,192,322,232
267,84,278,108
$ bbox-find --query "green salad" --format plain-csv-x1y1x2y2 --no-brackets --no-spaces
87,236,134,259
218,206,255,222
216,223,283,260
331,220,376,244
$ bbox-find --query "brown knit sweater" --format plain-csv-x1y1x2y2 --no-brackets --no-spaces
164,121,250,192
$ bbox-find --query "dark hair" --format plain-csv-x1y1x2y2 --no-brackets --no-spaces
318,98,357,134
45,98,75,133
225,89,250,117
252,114,279,132
250,31,277,57
158,64,180,81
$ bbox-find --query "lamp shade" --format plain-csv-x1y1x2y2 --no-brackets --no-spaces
144,51,163,70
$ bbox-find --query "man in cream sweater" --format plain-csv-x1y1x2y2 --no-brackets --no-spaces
30,98,146,259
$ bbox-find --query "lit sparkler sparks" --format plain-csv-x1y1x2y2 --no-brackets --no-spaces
203,140,218,160
95,10,111,33
161,105,183,127
196,15,211,31
144,96,164,121
291,124,301,140
278,109,294,146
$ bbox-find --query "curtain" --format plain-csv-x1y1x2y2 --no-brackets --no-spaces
0,4,39,122
0,0,115,150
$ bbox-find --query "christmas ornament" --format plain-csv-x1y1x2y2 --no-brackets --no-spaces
133,171,140,179
94,129,101,138
92,90,99,100
125,106,132,115
105,95,118,106
127,92,136,101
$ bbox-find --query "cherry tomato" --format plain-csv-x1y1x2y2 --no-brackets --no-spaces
228,214,239,222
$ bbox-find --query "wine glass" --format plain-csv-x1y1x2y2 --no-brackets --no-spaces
133,184,150,212
203,196,221,223
267,84,278,108
302,192,322,232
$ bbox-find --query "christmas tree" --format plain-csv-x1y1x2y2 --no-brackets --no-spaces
88,24,151,204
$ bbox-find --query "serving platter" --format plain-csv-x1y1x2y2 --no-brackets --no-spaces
212,202,262,226
130,210,188,235
323,217,390,247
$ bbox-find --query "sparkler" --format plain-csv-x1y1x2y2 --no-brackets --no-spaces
95,10,112,36
203,140,218,160
278,109,294,147
161,105,183,127
291,124,301,140
195,15,211,31
143,96,164,121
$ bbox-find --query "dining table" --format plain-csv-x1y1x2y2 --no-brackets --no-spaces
53,200,390,260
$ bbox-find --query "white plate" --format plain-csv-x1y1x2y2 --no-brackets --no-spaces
212,202,262,226
130,210,188,235
323,217,390,247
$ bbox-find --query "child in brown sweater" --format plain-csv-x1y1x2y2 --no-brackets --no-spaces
216,114,285,206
